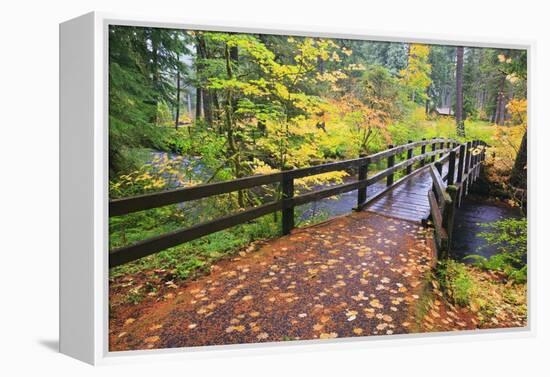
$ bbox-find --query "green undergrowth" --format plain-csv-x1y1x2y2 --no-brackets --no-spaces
110,214,279,280
435,259,527,326
110,208,332,281
436,260,474,307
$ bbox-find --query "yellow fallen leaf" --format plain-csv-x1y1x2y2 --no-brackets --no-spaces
256,332,269,340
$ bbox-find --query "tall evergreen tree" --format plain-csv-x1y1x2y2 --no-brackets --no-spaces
455,46,465,136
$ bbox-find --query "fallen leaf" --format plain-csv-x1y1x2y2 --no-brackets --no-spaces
256,332,269,340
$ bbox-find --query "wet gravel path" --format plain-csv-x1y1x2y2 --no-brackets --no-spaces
110,211,435,351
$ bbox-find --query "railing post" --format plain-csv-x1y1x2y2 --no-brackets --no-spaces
471,140,479,183
281,170,294,235
406,140,413,175
456,144,465,184
476,141,484,179
387,144,395,187
442,185,458,259
421,138,427,166
456,143,466,207
479,143,486,177
435,161,443,176
357,155,368,209
463,141,472,199
439,140,445,159
447,150,456,185
433,161,443,204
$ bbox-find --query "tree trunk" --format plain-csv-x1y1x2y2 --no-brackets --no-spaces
174,56,181,129
149,29,161,124
195,34,208,122
455,46,465,137
203,92,213,126
223,43,244,207
194,35,214,125
510,131,527,190
425,87,430,114
495,75,506,125
195,88,202,120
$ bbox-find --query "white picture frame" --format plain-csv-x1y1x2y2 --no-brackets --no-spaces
59,11,535,365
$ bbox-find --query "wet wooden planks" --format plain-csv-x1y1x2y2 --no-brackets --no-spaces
365,167,438,223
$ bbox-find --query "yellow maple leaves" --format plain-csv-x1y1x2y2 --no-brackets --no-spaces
256,332,269,340
319,332,338,339
225,325,246,333
369,298,384,309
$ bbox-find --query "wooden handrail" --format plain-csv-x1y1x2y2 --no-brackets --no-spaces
109,138,467,268
110,138,455,216
427,140,486,259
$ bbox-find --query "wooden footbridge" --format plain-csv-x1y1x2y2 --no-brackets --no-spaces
109,138,487,267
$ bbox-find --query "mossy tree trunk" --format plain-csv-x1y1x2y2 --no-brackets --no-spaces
510,131,527,189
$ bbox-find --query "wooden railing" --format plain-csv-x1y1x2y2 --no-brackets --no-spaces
109,137,461,268
427,140,487,258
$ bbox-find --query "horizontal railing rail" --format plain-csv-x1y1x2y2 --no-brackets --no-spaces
109,137,462,268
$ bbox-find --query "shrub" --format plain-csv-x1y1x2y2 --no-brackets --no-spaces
436,260,475,307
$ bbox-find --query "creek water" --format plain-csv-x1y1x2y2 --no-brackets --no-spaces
451,198,522,263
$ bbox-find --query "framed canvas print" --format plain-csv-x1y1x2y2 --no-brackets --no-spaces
59,12,532,365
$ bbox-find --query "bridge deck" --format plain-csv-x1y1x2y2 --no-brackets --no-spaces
365,161,454,223
366,168,433,222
